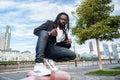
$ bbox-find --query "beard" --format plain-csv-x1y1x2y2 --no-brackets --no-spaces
58,21,65,29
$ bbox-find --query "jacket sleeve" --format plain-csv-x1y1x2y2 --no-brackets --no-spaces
33,20,50,36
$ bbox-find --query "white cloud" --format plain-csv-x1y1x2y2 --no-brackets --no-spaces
11,40,36,52
0,0,120,53
114,4,120,11
25,2,76,21
0,1,17,9
6,23,34,39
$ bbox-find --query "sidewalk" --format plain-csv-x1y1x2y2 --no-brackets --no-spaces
57,63,120,80
0,61,120,80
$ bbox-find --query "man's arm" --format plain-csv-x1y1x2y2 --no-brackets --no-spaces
33,20,50,36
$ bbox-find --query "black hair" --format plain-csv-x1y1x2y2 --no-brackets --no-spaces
54,12,69,31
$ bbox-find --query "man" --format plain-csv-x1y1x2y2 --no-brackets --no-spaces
33,12,76,76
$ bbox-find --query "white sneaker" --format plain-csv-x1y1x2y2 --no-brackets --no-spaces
45,59,58,70
33,63,51,76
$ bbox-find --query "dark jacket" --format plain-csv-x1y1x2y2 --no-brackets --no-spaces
33,20,71,48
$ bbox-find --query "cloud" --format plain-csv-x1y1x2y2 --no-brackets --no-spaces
0,0,17,9
110,0,120,15
0,0,120,53
0,0,77,53
11,40,36,52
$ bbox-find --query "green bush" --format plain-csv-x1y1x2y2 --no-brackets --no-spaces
0,61,34,65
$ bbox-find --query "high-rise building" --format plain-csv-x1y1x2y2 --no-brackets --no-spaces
89,41,94,53
111,43,117,58
0,33,6,50
5,26,11,50
0,25,11,50
116,42,120,59
103,43,110,56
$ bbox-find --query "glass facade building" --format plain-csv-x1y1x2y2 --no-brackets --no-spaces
0,26,11,50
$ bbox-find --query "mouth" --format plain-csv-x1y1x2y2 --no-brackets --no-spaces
61,22,65,25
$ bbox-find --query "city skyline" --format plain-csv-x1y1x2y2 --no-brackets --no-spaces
0,0,120,53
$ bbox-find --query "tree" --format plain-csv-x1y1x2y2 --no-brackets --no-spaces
72,0,120,70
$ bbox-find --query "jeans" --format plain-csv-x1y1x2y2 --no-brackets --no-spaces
35,31,76,63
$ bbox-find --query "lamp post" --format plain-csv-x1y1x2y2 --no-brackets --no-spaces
108,51,112,64
17,56,20,71
73,38,77,67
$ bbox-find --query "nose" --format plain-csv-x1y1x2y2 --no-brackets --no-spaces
62,20,65,23
62,19,67,24
61,21,66,25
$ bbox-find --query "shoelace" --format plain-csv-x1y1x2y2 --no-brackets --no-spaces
45,59,55,69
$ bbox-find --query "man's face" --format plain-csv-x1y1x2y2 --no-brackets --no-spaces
58,15,68,27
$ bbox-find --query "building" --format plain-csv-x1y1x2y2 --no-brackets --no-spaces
116,42,120,60
111,43,118,59
0,33,6,50
89,41,94,52
5,26,11,50
0,50,35,61
0,26,35,61
89,41,94,54
103,43,110,56
0,26,11,50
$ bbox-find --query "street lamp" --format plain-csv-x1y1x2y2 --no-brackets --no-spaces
73,37,77,67
108,51,112,64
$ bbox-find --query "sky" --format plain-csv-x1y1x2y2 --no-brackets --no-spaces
0,0,120,54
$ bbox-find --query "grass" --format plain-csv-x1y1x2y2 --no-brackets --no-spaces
86,70,120,76
111,66,120,69
86,66,120,76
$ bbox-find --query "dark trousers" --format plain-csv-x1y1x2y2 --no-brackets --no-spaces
35,31,76,63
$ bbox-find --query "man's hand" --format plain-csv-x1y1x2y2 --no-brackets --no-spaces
66,39,72,45
50,28,57,36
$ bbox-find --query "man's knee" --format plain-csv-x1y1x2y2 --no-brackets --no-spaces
38,31,49,39
71,53,76,60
